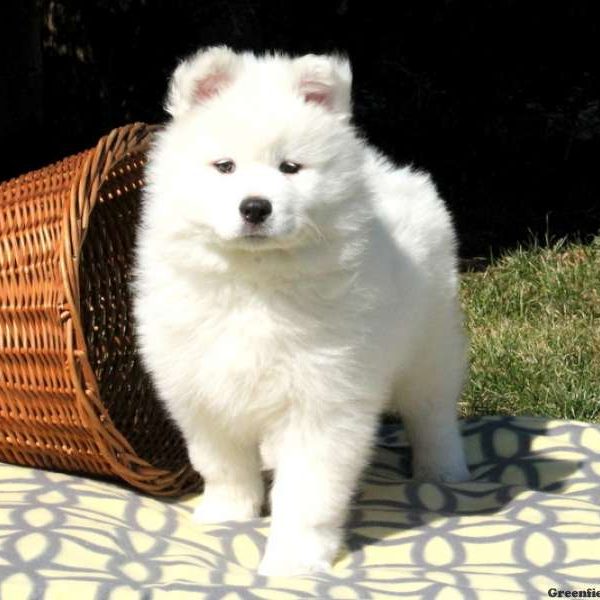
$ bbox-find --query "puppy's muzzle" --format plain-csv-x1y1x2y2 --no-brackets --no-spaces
240,196,272,225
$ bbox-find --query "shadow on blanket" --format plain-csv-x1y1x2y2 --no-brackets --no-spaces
345,416,583,557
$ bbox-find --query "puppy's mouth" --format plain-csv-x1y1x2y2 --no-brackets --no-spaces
243,235,269,245
228,223,303,251
212,218,307,251
242,228,269,240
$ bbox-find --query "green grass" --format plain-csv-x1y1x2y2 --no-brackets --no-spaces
460,237,600,423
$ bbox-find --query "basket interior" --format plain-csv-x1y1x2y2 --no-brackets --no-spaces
79,152,197,480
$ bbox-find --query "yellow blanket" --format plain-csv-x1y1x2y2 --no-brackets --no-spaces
1,416,599,599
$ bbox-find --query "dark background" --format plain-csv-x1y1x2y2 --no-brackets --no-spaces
1,0,599,258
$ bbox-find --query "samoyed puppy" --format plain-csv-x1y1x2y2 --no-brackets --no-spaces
133,46,469,576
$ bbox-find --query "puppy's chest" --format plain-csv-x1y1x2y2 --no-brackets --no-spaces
164,279,359,397
172,285,324,379
195,301,289,369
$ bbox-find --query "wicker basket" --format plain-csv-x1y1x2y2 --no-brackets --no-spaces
0,123,200,496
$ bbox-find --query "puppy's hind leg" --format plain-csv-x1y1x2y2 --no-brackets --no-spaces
392,326,470,483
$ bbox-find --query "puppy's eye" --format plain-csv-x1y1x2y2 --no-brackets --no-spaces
279,161,302,174
213,159,236,174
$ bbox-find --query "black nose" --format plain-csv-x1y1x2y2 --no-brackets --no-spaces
239,196,272,225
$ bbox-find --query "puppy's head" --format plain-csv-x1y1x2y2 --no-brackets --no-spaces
148,47,366,251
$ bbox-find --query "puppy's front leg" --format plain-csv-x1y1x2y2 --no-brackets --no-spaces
258,409,377,577
186,420,264,524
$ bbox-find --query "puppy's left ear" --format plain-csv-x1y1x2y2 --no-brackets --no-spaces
293,54,352,116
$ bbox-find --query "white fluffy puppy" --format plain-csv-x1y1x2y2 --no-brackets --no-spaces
133,46,469,576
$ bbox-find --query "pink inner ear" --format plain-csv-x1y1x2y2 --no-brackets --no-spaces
194,72,229,103
301,82,332,108
304,90,330,106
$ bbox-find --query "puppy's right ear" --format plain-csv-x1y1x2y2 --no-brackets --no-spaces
165,46,240,118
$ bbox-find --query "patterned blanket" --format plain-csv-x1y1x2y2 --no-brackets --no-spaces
1,416,599,599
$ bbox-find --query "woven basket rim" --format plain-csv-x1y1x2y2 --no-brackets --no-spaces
58,123,196,494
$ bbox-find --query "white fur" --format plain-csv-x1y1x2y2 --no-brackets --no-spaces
133,47,469,577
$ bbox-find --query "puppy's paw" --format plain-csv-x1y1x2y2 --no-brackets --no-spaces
258,527,339,577
258,552,331,578
193,485,261,524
